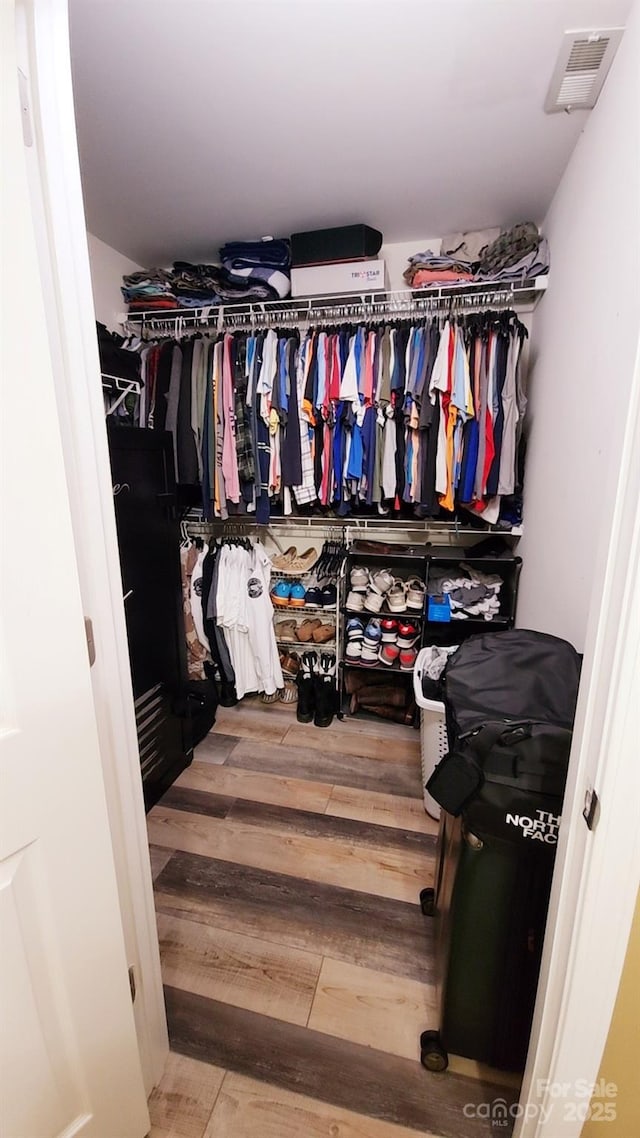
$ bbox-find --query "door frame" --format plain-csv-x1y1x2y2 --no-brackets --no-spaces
25,0,640,1123
20,0,168,1093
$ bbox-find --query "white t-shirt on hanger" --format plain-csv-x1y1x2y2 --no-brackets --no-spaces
245,543,284,696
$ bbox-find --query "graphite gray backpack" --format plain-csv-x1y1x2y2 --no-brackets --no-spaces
426,629,582,836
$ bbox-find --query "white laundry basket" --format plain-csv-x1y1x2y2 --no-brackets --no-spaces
413,649,449,819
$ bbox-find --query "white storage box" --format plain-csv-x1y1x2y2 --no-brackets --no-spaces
290,259,386,298
413,650,448,819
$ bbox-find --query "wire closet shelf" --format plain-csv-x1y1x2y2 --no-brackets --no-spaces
123,277,548,339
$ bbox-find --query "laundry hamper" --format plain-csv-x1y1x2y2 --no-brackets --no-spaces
413,649,448,819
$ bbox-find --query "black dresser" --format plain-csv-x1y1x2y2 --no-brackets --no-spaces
108,424,192,809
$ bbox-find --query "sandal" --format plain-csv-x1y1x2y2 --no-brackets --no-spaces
296,618,322,643
279,680,298,704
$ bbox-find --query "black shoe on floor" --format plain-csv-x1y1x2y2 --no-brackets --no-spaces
313,654,336,728
219,680,239,707
296,651,317,723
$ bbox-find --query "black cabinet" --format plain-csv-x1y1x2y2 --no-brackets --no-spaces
108,424,191,809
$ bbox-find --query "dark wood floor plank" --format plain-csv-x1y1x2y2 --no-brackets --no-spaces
158,784,235,818
169,791,436,855
226,738,423,798
195,731,240,764
165,986,515,1138
155,850,433,984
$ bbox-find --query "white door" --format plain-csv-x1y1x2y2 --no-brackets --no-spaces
0,3,150,1135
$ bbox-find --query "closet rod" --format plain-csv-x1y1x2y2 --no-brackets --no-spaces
122,278,547,337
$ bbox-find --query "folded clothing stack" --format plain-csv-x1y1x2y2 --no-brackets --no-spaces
219,238,291,301
428,562,504,621
405,222,549,288
122,268,178,311
124,239,292,311
474,222,549,281
403,252,475,288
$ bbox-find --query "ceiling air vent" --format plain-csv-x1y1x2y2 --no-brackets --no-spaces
544,28,624,113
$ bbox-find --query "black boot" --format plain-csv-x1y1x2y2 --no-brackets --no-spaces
296,651,316,724
313,653,337,728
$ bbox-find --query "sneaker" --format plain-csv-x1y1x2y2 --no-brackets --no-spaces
304,586,323,606
360,644,380,666
399,647,418,671
363,589,384,613
380,618,398,643
350,566,369,588
397,621,419,648
271,580,293,607
346,640,363,661
370,569,394,594
320,584,337,608
346,590,365,611
387,580,408,613
406,577,426,611
363,618,382,646
289,582,307,608
346,617,365,639
379,643,400,667
296,651,317,722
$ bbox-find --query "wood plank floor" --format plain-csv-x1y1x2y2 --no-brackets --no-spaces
147,697,519,1138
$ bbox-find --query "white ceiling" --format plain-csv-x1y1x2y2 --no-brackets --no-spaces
69,0,630,267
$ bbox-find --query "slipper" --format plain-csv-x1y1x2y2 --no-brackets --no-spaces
296,618,322,643
271,546,297,570
312,623,336,644
261,690,281,704
286,547,319,574
275,619,297,641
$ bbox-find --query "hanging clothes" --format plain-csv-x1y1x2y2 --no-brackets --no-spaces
134,308,527,526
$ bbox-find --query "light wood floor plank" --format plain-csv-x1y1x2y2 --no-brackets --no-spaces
174,761,333,814
148,1051,225,1138
211,704,289,743
149,844,173,882
326,784,440,836
282,722,421,764
204,1071,443,1138
227,738,422,799
307,957,437,1062
157,913,321,1027
147,806,432,903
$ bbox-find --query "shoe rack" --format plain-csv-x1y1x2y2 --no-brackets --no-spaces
271,567,340,691
339,542,522,723
339,547,429,724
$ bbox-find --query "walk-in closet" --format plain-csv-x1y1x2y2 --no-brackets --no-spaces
12,1,634,1136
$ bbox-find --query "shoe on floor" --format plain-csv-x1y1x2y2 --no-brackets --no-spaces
296,651,317,723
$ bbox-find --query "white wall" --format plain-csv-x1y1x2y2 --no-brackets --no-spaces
87,232,141,330
381,238,442,292
516,2,640,652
